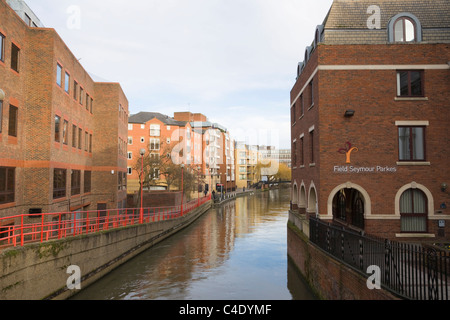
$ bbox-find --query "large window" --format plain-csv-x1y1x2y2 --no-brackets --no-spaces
8,105,18,137
397,71,423,97
0,167,15,204
150,124,161,137
400,189,427,232
398,126,425,161
62,120,69,145
394,17,416,42
11,43,19,72
53,169,67,199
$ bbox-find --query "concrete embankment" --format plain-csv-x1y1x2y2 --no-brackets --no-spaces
0,201,212,300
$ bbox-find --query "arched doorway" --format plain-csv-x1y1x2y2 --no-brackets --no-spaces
332,188,365,229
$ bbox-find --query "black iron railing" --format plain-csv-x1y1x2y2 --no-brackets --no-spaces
309,217,449,300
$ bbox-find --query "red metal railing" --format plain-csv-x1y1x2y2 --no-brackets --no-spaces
0,195,211,250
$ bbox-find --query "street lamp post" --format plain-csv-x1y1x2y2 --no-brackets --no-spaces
197,166,201,206
139,148,146,224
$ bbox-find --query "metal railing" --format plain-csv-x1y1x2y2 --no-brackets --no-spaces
310,217,450,300
0,195,211,250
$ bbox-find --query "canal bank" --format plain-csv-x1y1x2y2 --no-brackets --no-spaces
0,201,212,300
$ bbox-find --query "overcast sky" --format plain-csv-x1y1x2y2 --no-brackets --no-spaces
27,0,334,149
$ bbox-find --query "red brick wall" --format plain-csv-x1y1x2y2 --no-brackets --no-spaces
291,43,450,240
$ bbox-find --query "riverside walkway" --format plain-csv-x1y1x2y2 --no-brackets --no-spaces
0,195,211,251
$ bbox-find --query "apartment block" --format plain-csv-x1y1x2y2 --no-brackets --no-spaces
0,0,129,227
291,0,450,240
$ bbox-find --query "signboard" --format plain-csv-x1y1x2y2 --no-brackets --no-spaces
335,142,397,174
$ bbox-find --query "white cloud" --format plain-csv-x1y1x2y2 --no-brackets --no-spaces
27,0,334,148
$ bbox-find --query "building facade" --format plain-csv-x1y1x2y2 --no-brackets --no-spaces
0,0,129,227
291,0,450,240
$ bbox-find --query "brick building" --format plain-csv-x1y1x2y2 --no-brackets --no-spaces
0,0,129,225
127,111,236,195
290,0,450,240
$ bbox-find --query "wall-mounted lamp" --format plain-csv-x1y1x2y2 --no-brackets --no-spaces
344,110,355,117
0,89,5,101
441,182,448,192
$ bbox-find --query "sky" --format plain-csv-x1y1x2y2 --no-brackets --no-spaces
26,0,334,149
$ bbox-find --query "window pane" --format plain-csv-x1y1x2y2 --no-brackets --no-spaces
11,43,19,72
56,64,62,86
0,33,4,62
399,71,409,96
65,72,70,93
54,115,61,142
398,127,411,160
405,19,415,41
394,20,404,42
410,71,422,96
411,127,425,160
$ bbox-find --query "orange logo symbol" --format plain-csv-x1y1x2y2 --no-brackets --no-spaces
338,142,359,164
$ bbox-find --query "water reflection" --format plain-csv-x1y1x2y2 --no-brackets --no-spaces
71,188,316,300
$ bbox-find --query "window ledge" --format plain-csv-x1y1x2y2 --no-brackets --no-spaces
395,97,428,101
397,161,430,166
396,233,435,238
309,163,316,167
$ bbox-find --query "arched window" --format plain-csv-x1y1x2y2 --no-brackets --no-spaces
394,17,416,42
388,13,422,43
400,189,427,232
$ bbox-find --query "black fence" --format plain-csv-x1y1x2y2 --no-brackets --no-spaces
309,218,449,300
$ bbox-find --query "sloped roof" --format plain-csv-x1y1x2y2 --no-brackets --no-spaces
128,112,187,126
324,0,450,29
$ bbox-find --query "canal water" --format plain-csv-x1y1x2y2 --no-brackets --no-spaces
71,188,317,300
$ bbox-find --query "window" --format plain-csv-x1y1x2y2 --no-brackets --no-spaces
397,71,423,97
398,127,425,161
73,80,78,100
291,104,296,124
128,137,133,145
127,152,132,160
62,120,68,145
8,105,18,137
72,125,77,148
64,72,70,93
89,134,92,153
53,169,67,199
0,33,4,62
54,115,61,142
310,130,314,163
150,138,160,151
150,124,161,137
79,87,84,105
292,141,297,166
300,136,304,166
71,170,81,196
56,63,62,87
128,124,133,130
84,171,91,193
140,137,145,143
78,128,82,149
90,97,93,114
400,189,427,232
394,17,416,42
309,80,314,107
11,43,19,72
127,167,132,175
300,94,304,117
83,131,88,151
0,167,15,204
